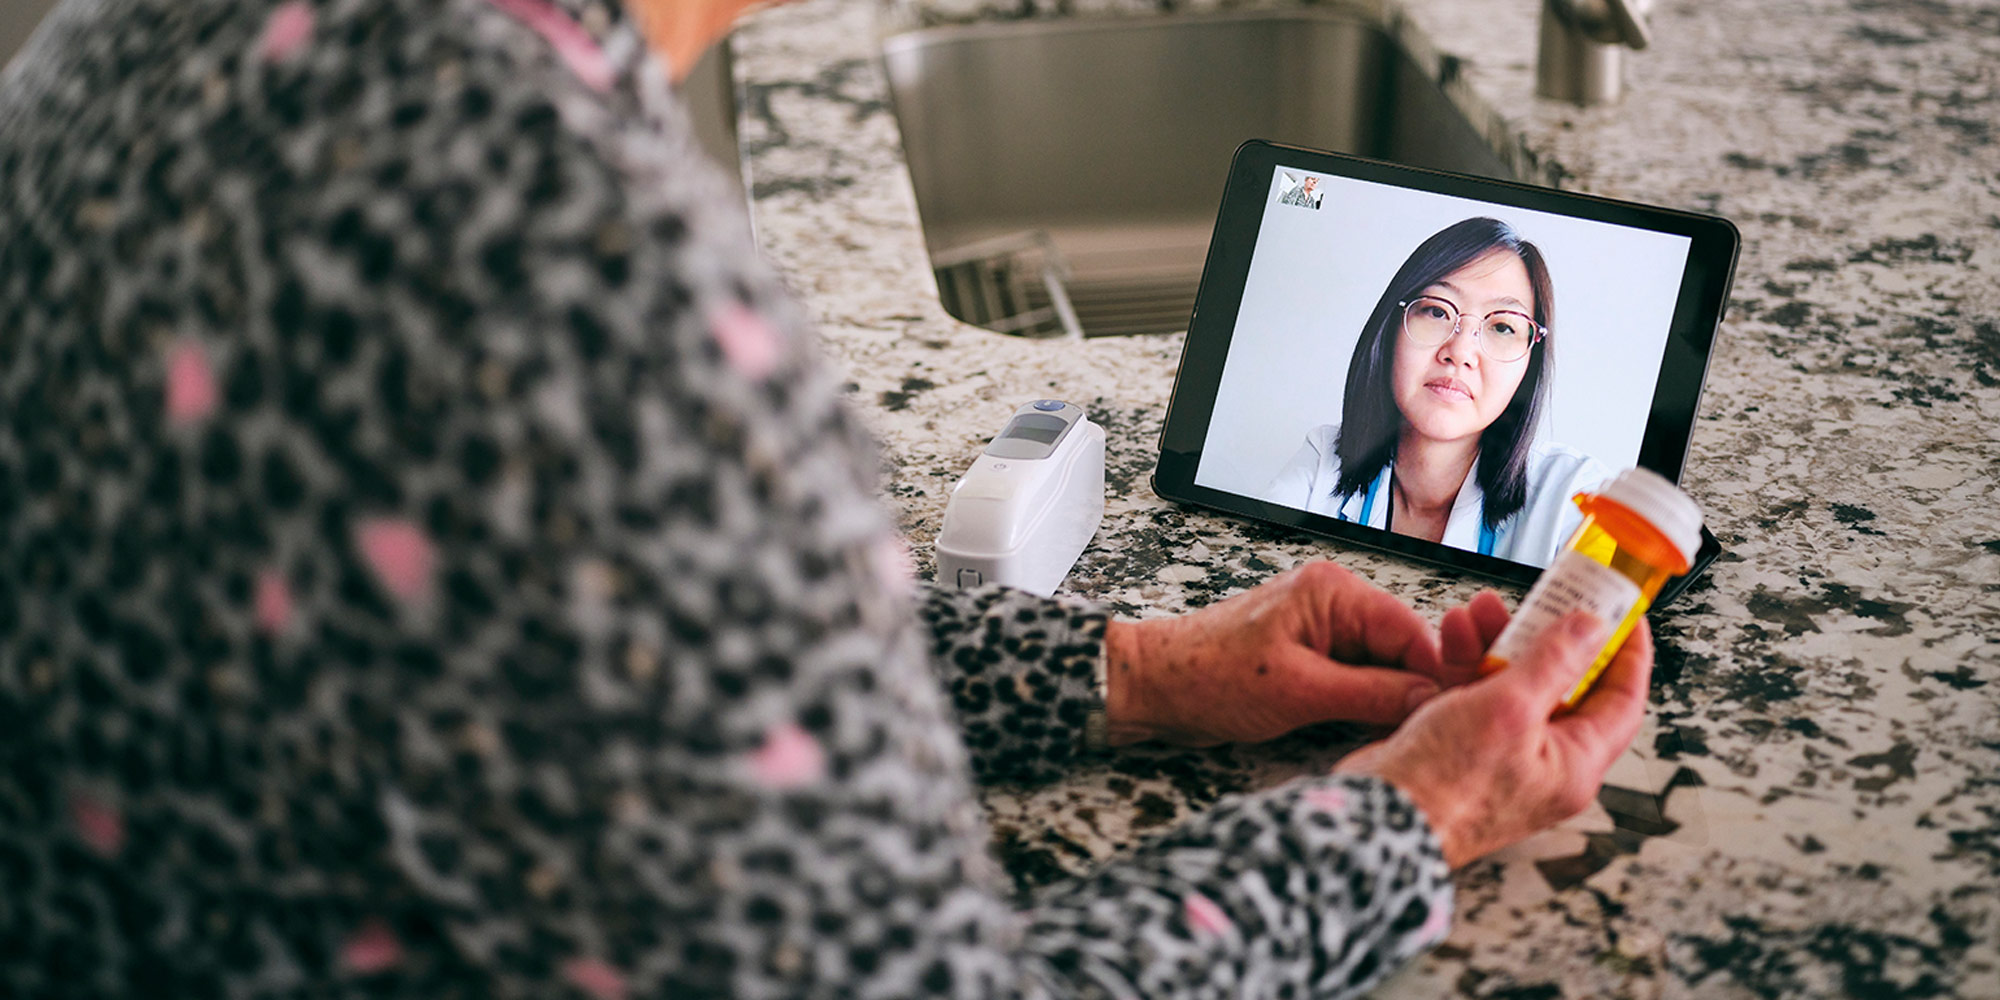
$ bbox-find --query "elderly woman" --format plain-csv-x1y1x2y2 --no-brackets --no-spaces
0,0,1650,997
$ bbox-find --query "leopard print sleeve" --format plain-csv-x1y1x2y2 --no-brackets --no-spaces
1026,776,1456,999
913,591,1463,994
918,584,1111,785
0,0,1453,996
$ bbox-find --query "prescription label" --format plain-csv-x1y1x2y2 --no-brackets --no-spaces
1484,550,1642,669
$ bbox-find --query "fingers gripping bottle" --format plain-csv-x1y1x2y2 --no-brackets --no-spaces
1481,467,1704,709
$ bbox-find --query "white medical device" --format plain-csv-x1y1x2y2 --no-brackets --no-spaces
936,399,1105,597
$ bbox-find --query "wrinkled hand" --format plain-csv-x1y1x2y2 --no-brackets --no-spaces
1335,591,1654,869
1101,561,1455,748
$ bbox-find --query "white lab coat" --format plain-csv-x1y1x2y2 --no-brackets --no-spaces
1258,424,1612,568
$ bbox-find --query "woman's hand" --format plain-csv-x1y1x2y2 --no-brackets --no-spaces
1102,561,1456,747
1335,594,1654,869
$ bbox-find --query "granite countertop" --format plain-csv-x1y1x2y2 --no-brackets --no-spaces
724,0,2000,995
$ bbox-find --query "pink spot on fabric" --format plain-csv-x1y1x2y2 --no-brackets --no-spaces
749,722,826,789
341,920,403,975
258,1,315,63
1420,902,1452,943
165,340,219,426
356,519,436,601
1302,786,1351,814
708,302,782,380
561,956,629,1000
255,569,295,634
872,537,916,595
69,794,125,858
483,0,615,92
1182,892,1234,939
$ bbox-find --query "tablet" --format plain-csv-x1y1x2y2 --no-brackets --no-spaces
1154,140,1738,595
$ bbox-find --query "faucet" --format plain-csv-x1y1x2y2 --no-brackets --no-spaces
1536,0,1651,105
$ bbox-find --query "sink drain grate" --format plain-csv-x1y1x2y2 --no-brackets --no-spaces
933,231,1197,338
1055,273,1199,338
932,230,1084,339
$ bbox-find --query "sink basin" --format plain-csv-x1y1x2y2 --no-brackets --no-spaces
881,11,1516,337
683,40,741,193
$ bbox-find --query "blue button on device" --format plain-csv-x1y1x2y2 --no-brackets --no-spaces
1032,399,1066,411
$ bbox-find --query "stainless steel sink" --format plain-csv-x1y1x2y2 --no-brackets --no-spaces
881,11,1516,337
683,40,741,193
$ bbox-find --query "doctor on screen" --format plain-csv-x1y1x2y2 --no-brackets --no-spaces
1260,217,1609,568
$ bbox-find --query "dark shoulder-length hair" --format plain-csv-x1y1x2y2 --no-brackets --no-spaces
1333,217,1555,530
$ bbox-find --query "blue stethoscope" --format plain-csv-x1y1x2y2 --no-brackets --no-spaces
1354,469,1498,557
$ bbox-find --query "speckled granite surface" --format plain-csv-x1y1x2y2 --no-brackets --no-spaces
725,0,2000,995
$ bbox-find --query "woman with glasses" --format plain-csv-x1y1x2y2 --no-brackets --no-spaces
1261,217,1610,567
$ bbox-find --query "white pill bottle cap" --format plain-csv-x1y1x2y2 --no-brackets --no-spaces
1596,466,1704,566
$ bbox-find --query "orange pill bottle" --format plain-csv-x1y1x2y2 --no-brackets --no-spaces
1480,467,1703,709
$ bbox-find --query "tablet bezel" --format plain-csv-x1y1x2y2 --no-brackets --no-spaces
1154,140,1740,587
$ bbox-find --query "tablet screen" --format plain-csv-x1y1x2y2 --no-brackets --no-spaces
1158,143,1735,580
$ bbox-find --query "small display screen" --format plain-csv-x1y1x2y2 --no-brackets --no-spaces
987,413,1072,459
1001,416,1065,446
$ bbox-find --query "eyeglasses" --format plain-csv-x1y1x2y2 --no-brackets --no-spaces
1398,295,1546,363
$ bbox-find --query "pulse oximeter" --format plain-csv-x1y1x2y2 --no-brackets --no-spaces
935,399,1105,596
